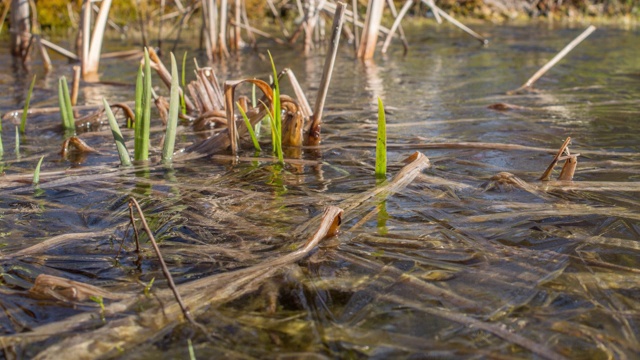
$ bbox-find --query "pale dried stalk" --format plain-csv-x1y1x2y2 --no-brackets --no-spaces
39,38,79,60
306,2,346,146
357,0,384,59
421,0,488,45
71,65,81,106
382,0,412,54
84,0,112,76
509,25,596,94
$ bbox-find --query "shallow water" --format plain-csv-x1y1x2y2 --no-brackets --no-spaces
0,23,639,359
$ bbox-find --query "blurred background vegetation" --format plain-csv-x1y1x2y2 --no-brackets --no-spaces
2,0,638,32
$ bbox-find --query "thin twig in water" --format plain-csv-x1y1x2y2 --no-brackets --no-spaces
128,197,196,325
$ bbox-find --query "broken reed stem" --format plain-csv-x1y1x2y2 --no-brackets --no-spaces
509,25,596,94
39,38,79,60
306,2,346,146
71,65,81,106
128,197,196,325
540,137,571,181
357,0,384,59
35,37,52,72
421,0,488,45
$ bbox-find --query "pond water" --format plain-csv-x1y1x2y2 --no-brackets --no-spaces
0,22,639,359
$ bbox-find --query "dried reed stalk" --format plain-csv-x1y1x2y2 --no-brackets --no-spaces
146,48,195,112
382,0,413,54
71,65,81,106
306,2,346,146
508,25,596,94
83,0,112,77
357,0,385,59
421,0,488,45
29,38,74,62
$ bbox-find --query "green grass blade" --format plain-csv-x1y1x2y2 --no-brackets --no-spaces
135,49,152,161
0,130,4,157
133,63,143,157
162,53,180,163
237,102,261,152
263,104,284,164
33,155,44,185
58,78,70,131
103,98,132,166
61,76,75,134
267,51,283,164
20,74,36,134
375,97,387,179
180,51,187,114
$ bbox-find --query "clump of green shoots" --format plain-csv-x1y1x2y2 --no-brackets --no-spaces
58,76,76,136
134,48,152,162
375,97,387,180
266,51,284,164
20,74,36,134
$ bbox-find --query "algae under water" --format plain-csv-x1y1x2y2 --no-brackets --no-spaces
0,24,639,359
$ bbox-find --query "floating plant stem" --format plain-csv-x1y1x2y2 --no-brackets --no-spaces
162,53,180,164
33,155,44,185
20,74,36,134
238,102,261,152
375,97,387,179
103,98,132,166
134,49,152,162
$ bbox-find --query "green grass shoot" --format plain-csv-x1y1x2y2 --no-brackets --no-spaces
237,102,261,152
33,155,44,185
188,338,196,360
375,97,387,179
20,74,36,134
162,53,180,164
144,277,155,297
267,51,283,164
180,51,187,115
0,130,3,157
134,48,152,162
103,98,132,166
58,77,75,136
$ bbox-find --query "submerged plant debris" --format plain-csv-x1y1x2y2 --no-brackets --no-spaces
0,22,639,360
